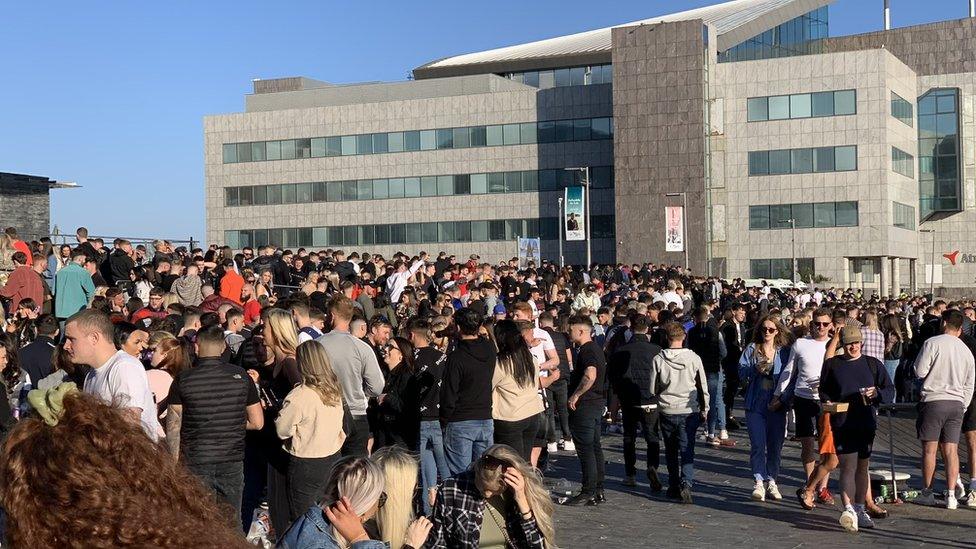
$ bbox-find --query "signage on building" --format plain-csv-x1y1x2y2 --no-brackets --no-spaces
518,237,541,269
665,206,684,252
942,250,976,265
564,186,585,241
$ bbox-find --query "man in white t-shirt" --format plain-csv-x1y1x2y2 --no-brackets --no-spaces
64,309,162,441
513,302,558,372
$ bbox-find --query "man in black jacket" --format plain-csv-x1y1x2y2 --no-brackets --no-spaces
721,303,748,430
440,307,497,475
18,314,58,386
107,240,135,286
608,315,664,491
688,305,727,444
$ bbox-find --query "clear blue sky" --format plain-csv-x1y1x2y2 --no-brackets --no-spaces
1,0,969,243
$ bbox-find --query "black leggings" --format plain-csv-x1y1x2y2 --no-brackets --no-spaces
493,415,540,462
286,452,341,522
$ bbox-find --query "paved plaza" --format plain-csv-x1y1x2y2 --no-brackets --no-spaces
550,412,975,548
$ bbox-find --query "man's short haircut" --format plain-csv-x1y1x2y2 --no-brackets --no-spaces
944,310,965,332
538,312,555,327
183,311,202,328
329,295,357,322
831,308,847,323
199,312,220,329
455,308,482,336
369,314,393,331
630,315,650,334
812,307,832,321
149,287,166,297
35,314,59,337
289,302,311,317
409,318,433,341
11,251,27,265
731,303,747,312
196,324,227,355
663,321,686,342
512,302,533,317
66,309,114,341
225,308,244,325
76,227,88,238
568,314,593,328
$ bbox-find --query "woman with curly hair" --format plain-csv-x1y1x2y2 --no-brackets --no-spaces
0,390,249,548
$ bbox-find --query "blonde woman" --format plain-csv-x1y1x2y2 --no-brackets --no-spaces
372,447,433,549
427,444,555,548
277,341,346,523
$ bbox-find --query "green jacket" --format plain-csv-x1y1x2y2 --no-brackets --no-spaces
54,263,95,319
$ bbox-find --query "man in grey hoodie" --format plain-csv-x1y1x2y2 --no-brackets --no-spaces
651,321,710,504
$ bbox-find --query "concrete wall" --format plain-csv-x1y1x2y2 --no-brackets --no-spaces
611,20,707,272
0,182,50,241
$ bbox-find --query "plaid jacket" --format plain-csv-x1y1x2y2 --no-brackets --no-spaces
425,471,546,549
861,328,885,362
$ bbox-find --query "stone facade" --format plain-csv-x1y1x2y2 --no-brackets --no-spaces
0,177,51,241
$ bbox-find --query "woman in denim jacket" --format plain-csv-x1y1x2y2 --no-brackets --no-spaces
739,315,791,503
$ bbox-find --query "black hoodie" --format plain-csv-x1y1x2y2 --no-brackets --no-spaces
440,337,497,423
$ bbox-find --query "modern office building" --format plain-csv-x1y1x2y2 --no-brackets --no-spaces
205,0,976,295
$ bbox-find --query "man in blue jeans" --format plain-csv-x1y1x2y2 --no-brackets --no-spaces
410,319,450,513
651,321,710,504
687,306,727,444
440,308,497,475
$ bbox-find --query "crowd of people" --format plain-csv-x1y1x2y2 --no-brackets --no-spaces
0,225,973,546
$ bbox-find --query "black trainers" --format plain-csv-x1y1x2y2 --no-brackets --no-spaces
727,417,742,431
595,490,607,504
564,491,598,506
666,487,681,500
680,483,693,504
647,469,663,492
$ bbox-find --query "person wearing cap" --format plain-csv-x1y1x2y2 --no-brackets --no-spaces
572,285,601,317
818,325,894,533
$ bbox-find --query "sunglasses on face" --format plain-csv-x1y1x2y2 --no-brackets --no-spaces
763,327,778,334
813,321,831,327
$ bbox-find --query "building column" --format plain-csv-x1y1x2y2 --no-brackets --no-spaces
879,256,890,299
852,258,864,292
909,258,918,294
891,257,901,297
842,257,852,289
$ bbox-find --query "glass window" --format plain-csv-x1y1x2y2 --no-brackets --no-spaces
891,92,914,127
438,221,456,242
326,181,342,202
769,205,792,228
267,140,282,160
454,174,470,195
502,124,520,145
453,127,470,148
422,222,438,243
295,138,311,158
487,125,504,146
268,229,282,247
937,93,956,113
253,185,267,205
592,118,611,139
251,142,267,162
405,223,422,244
313,227,328,247
374,225,390,245
340,136,357,156
456,221,472,242
792,203,813,228
747,97,768,122
538,70,555,89
554,68,571,87
470,126,487,147
488,173,505,193
390,224,405,244
360,226,374,246
238,186,252,206
404,131,421,151
420,130,436,150
537,121,555,143
835,201,858,226
225,187,239,207
436,129,453,149
523,71,539,87
472,220,489,241
388,178,405,198
372,133,388,154
789,94,812,118
281,184,296,204
237,143,252,162
313,182,327,202
835,146,857,171
373,179,389,199
573,119,591,140
814,202,836,227
570,67,586,86
505,220,522,239
280,140,296,160
437,175,453,196
222,144,238,163
342,181,357,201
504,172,521,193
388,132,404,153
295,182,312,204
343,226,360,246
311,138,326,157
811,91,834,117
791,148,813,173
555,120,573,142
403,177,420,198
768,150,791,174
814,147,835,172
471,173,487,194
834,90,856,115
522,171,538,191
420,176,437,197
489,220,506,240
520,122,537,144
325,137,341,157
768,96,790,120
539,170,558,191
358,180,373,200
356,135,373,155
750,259,771,279
264,185,281,205
749,205,770,229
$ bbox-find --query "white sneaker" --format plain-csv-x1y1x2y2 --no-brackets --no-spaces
947,494,958,510
719,430,729,440
856,509,875,529
967,491,976,508
914,488,937,506
751,480,766,501
954,480,967,500
766,480,783,501
547,442,558,453
839,509,859,532
562,439,576,452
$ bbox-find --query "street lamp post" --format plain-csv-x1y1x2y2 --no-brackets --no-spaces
779,218,797,283
665,192,689,270
558,197,565,268
920,228,936,298
565,167,591,268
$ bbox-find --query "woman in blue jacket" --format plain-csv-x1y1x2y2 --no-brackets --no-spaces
739,315,790,502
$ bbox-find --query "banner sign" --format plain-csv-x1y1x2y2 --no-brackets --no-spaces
564,186,585,241
665,206,684,252
518,237,541,269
